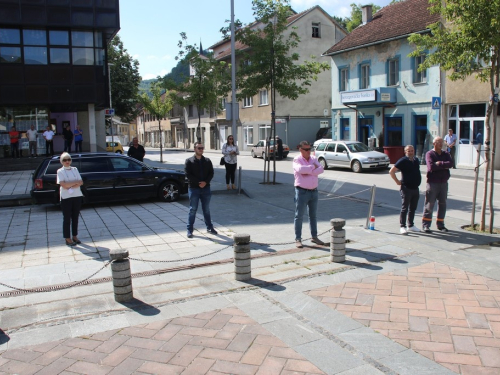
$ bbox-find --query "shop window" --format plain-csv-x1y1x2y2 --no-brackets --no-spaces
341,118,350,140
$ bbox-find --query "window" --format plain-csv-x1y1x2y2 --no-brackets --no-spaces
386,117,403,146
243,96,253,107
71,31,93,47
341,118,350,140
315,143,326,151
0,29,20,44
72,47,94,65
0,47,21,63
414,54,427,83
49,30,69,45
387,58,399,86
24,47,47,64
337,144,347,153
259,90,268,105
244,126,253,145
23,29,46,45
222,97,227,109
312,23,320,38
360,63,370,89
199,107,205,116
50,48,70,64
339,68,348,92
259,125,270,140
326,143,336,152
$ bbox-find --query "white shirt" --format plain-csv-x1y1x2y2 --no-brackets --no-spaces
43,130,54,141
222,143,239,164
57,167,83,200
27,129,38,142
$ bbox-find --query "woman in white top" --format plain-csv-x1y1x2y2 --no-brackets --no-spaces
222,135,239,190
57,152,84,247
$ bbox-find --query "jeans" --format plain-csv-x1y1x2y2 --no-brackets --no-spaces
422,182,448,228
75,140,82,152
61,196,82,238
29,141,37,156
45,140,54,156
400,186,420,228
10,142,19,158
225,163,237,184
294,187,318,240
187,187,213,232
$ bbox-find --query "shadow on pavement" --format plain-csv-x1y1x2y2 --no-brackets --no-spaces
241,278,286,291
119,298,161,316
0,329,10,345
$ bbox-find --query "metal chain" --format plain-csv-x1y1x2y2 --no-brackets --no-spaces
251,227,331,246
0,261,112,293
129,243,233,263
326,186,372,200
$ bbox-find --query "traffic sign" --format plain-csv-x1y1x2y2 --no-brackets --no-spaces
105,108,115,116
431,97,441,110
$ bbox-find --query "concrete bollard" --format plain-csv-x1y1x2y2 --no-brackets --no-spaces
233,233,251,281
330,218,346,263
109,248,133,302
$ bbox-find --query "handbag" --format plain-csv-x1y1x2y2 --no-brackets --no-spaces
220,156,226,165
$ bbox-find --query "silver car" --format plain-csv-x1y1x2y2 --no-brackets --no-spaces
312,140,390,173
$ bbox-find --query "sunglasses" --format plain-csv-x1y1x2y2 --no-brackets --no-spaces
196,147,204,150
301,148,311,151
62,159,71,162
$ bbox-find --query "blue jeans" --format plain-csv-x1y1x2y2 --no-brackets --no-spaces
187,187,213,232
294,187,318,241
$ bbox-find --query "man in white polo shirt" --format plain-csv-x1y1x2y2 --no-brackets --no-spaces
26,125,38,157
43,125,54,156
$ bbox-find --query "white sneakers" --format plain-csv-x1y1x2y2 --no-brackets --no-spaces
401,226,421,234
407,226,421,233
400,227,408,235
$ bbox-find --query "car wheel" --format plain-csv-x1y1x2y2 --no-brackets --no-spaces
251,150,256,158
159,181,180,202
319,158,328,170
115,150,122,154
351,160,362,173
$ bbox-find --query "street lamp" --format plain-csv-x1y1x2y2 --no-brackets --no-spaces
108,63,114,145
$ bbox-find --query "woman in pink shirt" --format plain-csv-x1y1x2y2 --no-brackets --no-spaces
293,140,324,248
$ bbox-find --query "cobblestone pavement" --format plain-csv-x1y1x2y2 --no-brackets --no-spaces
309,262,500,374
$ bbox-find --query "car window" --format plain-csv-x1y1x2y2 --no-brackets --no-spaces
326,143,336,152
337,144,347,153
347,142,370,153
110,157,143,171
45,160,61,175
315,143,326,151
80,157,112,173
256,141,263,147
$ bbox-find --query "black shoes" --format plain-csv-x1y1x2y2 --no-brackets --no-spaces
438,227,449,232
187,231,193,238
423,226,432,233
207,228,218,235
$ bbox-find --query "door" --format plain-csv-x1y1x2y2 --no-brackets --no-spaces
332,143,350,167
323,142,337,166
414,115,427,160
79,157,115,202
457,120,485,166
358,118,373,145
110,157,155,199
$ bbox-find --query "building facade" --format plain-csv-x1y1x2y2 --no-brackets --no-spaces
0,0,120,155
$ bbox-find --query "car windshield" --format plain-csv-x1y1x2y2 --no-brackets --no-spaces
346,142,369,153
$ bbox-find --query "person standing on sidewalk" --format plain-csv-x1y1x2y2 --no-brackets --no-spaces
185,142,217,238
389,145,422,235
57,152,84,247
127,137,146,162
222,135,239,190
74,125,83,152
444,128,457,169
276,136,284,160
9,126,20,158
63,124,73,153
422,136,453,233
293,140,325,248
43,125,54,156
26,125,38,157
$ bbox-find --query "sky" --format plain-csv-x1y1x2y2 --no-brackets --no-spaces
118,0,394,80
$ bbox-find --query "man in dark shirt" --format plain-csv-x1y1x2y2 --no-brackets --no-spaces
389,145,422,235
63,124,73,153
127,137,146,162
184,142,217,238
422,136,452,233
276,136,284,160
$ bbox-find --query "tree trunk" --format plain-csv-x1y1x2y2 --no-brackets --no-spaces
488,50,499,233
159,120,163,163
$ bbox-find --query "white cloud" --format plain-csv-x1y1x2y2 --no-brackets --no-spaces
146,55,158,60
142,73,158,80
133,54,140,59
162,55,172,61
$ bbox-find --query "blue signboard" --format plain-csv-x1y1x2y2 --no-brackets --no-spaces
431,97,441,110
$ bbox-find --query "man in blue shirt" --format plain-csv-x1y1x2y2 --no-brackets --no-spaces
444,128,457,169
389,145,422,235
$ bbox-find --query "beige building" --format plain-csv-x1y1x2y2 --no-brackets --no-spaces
210,5,347,151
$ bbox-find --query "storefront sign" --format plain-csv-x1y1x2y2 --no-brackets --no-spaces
341,90,376,104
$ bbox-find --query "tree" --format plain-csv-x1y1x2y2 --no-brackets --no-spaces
167,33,231,144
137,82,174,163
408,0,500,232
229,0,330,184
344,3,382,32
107,35,141,123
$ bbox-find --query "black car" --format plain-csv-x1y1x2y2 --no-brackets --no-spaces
31,153,188,204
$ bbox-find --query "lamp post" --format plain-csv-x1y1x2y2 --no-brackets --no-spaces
108,63,114,146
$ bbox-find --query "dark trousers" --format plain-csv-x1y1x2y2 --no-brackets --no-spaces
422,182,448,229
75,140,82,152
225,163,237,184
277,147,283,159
10,142,19,158
449,147,456,168
64,139,72,153
45,140,54,156
400,186,420,228
61,196,82,238
29,141,37,156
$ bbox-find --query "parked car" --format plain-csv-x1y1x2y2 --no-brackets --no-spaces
106,141,124,154
31,153,188,204
251,140,290,160
312,139,390,173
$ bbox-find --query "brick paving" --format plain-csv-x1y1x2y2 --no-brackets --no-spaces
0,307,325,375
308,262,500,374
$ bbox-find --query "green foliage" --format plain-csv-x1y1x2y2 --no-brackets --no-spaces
343,3,381,33
137,82,174,122
234,0,330,102
408,0,500,83
139,79,156,97
107,35,141,123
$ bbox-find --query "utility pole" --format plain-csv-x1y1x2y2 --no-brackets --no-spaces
230,0,237,141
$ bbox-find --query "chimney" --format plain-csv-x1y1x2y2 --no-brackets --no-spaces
361,5,373,25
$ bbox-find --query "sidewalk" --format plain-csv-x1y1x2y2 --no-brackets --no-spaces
1,150,500,374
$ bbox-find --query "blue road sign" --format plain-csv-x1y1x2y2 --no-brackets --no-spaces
432,97,441,110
